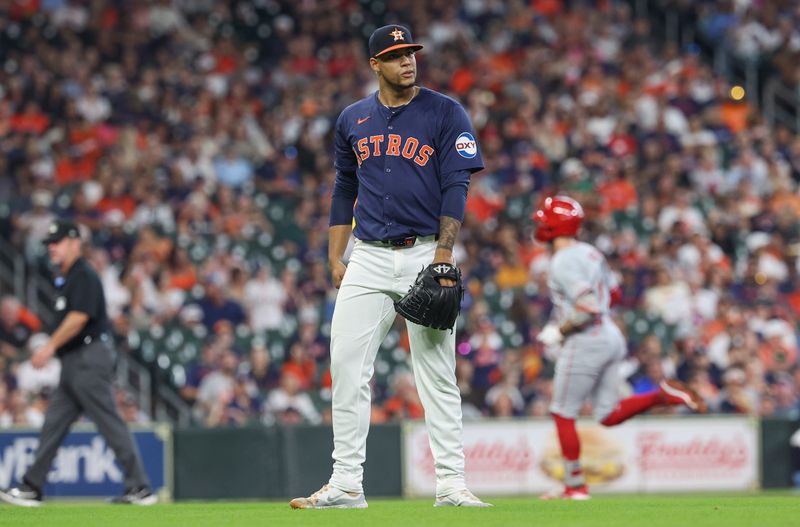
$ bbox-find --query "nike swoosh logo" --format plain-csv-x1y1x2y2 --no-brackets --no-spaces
357,116,371,125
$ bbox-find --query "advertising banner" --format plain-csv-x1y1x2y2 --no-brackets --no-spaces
0,425,171,499
402,417,758,495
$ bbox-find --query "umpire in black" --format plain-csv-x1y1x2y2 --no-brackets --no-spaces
0,219,155,506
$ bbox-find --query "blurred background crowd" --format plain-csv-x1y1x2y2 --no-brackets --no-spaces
1,0,800,429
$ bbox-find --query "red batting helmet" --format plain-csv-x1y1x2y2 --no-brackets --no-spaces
532,195,584,242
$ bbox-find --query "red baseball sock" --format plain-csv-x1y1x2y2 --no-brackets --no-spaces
552,413,585,488
553,413,580,461
601,391,660,426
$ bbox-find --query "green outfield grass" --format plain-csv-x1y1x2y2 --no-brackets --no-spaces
1,493,797,527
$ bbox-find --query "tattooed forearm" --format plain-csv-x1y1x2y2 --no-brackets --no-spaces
437,215,461,252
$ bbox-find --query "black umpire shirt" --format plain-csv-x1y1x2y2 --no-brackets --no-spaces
52,257,111,356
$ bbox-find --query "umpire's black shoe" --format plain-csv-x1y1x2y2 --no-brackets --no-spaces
109,486,158,505
0,483,43,507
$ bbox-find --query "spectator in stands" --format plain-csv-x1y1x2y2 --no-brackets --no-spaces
196,272,247,332
96,210,135,265
180,335,220,404
281,342,317,392
213,144,254,189
643,266,693,327
88,247,130,323
630,358,668,396
205,374,261,428
13,190,55,264
243,264,287,333
718,368,754,414
758,319,798,372
771,373,799,420
289,317,328,363
485,380,526,417
130,186,175,234
240,342,280,393
467,316,503,398
162,247,198,293
22,391,49,428
15,333,60,398
115,389,150,425
0,296,41,350
263,369,321,425
455,356,483,419
4,389,32,426
382,371,424,422
195,348,238,422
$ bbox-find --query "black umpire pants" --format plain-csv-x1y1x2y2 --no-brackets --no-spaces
23,340,150,492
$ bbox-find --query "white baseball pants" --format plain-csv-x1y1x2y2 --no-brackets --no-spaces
549,318,627,421
327,238,466,497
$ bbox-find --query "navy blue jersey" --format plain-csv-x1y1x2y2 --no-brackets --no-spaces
331,87,483,241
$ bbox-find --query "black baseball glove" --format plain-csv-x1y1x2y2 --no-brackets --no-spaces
394,263,464,331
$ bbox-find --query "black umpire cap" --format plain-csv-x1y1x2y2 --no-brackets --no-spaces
369,25,423,59
42,219,81,245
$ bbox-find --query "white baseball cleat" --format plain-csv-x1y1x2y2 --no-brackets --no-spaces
434,489,493,507
289,484,368,509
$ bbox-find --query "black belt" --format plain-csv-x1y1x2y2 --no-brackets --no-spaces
82,333,111,345
59,333,111,355
366,234,439,248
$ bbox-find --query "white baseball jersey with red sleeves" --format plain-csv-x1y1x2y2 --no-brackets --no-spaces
547,241,616,327
546,241,627,421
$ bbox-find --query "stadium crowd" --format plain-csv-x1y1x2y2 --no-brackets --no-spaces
1,0,799,428
692,0,800,86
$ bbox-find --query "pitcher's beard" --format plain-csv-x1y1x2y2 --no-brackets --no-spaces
384,75,416,93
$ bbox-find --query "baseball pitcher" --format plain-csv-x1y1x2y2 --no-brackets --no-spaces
290,24,490,509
